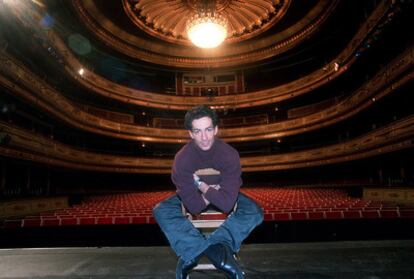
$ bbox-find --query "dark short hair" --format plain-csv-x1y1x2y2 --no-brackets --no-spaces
184,105,218,130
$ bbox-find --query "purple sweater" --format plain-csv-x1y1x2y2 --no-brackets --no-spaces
172,138,242,215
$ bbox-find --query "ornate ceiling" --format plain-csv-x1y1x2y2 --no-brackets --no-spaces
72,0,338,68
122,0,290,45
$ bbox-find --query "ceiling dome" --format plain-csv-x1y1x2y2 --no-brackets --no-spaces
122,0,290,45
73,0,337,68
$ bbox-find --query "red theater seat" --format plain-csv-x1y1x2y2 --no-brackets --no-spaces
308,212,324,220
361,210,380,219
114,217,130,225
291,212,308,220
264,213,274,221
131,216,147,224
274,212,290,221
61,218,78,226
380,210,400,218
325,211,343,219
343,211,362,219
97,217,113,225
399,209,414,218
79,217,96,225
42,218,60,226
148,216,156,224
379,210,400,218
3,219,22,229
22,219,41,227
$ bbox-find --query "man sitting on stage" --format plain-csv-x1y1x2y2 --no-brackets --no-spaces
153,105,263,279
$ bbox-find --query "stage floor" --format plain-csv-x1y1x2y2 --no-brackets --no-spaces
0,240,413,278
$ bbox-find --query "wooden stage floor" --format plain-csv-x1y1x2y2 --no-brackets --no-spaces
0,240,413,278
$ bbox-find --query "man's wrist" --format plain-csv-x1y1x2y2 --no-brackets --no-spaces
198,182,209,194
195,179,202,188
201,194,210,205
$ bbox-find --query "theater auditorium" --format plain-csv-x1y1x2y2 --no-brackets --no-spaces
1,0,414,278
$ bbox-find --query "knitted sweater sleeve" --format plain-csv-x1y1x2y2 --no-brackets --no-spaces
203,145,242,213
171,150,207,215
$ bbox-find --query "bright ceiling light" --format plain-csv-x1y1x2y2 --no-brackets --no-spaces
187,12,227,48
186,0,227,49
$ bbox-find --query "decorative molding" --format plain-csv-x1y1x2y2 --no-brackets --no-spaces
122,0,290,45
39,0,392,110
72,0,337,68
1,45,413,143
1,115,413,173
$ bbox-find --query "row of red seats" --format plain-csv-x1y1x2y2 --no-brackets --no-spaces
263,205,400,213
44,209,153,216
2,190,172,228
1,192,170,218
3,215,156,228
4,208,414,228
2,188,414,228
243,188,384,209
264,209,414,221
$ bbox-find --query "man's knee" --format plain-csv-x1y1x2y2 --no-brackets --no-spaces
152,202,163,221
236,194,263,224
153,195,181,219
245,202,263,224
153,196,173,215
238,194,261,212
255,206,264,224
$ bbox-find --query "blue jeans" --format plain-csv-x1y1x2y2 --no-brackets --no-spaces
153,193,263,262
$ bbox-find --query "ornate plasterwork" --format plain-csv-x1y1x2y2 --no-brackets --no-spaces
17,0,390,111
72,0,338,68
1,115,414,173
2,45,413,143
122,0,290,45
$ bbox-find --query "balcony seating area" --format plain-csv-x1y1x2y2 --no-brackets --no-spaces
152,113,268,129
2,188,414,229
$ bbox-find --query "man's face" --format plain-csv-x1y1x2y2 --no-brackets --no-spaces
189,116,218,151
